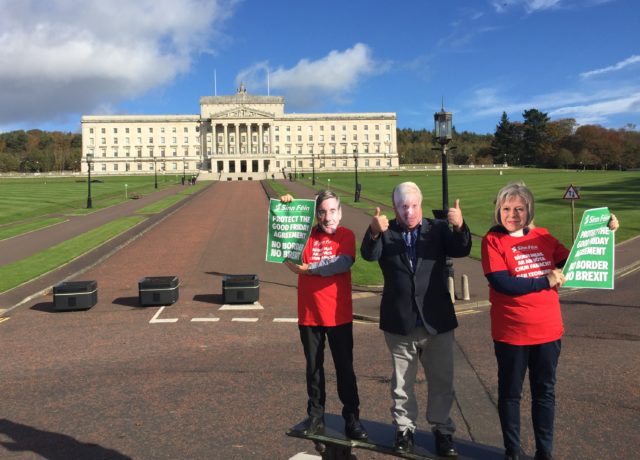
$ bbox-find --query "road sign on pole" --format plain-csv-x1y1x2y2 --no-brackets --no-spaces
563,184,581,242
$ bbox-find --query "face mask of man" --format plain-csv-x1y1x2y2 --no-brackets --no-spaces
394,192,423,230
316,197,342,234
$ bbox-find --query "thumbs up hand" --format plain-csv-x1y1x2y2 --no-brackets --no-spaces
370,207,389,239
447,199,464,230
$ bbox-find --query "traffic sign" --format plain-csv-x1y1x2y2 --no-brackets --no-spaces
563,184,581,200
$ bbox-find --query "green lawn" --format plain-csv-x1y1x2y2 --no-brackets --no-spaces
2,171,637,291
136,182,207,214
0,217,67,241
0,175,196,293
0,216,145,293
275,168,639,285
299,168,639,249
0,175,181,226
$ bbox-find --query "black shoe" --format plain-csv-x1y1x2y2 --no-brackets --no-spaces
435,430,458,457
534,451,553,460
393,429,414,453
505,447,520,460
300,416,324,435
345,417,368,440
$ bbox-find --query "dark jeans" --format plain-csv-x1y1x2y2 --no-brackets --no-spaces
494,339,561,455
299,322,360,420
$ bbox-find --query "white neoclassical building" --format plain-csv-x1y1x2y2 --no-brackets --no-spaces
81,85,398,180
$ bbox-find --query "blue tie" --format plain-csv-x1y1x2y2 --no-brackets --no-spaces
403,230,417,270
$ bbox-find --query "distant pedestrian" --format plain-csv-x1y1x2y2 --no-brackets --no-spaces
481,181,619,460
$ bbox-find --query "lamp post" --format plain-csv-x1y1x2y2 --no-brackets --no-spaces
153,157,158,189
353,149,360,202
434,102,454,279
294,156,297,180
311,152,316,186
86,153,93,209
434,104,453,213
183,159,187,184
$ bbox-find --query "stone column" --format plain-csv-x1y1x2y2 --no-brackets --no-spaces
235,124,240,155
211,120,218,157
223,124,228,155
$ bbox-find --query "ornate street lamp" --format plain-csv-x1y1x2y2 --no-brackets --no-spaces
353,149,360,202
311,152,316,186
434,103,453,214
294,155,297,180
434,102,455,280
86,153,94,209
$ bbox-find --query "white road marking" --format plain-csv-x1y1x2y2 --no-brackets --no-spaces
231,317,259,322
219,302,264,310
273,318,298,322
190,317,220,322
289,453,320,459
149,306,179,323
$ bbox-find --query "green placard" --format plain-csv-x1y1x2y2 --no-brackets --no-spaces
562,207,614,289
265,199,316,264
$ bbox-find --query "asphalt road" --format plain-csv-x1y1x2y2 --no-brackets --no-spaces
1,180,638,460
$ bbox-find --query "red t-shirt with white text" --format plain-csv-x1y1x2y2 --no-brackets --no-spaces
481,227,570,345
297,226,355,327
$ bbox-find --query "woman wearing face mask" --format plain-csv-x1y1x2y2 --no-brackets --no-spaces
481,181,619,460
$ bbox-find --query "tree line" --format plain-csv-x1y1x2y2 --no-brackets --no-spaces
1,109,639,173
399,108,639,170
0,130,82,173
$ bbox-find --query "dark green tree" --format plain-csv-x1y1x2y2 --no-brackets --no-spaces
522,108,550,165
491,112,519,165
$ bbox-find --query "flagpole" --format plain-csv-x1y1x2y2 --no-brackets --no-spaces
214,69,217,96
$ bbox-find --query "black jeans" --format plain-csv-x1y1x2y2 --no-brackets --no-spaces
299,322,360,420
494,339,561,455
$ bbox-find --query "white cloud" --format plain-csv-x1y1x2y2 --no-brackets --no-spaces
549,92,640,122
236,43,383,109
0,0,236,130
492,0,562,14
466,85,640,129
580,55,640,78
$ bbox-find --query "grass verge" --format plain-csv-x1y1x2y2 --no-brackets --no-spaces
0,217,67,241
0,216,145,293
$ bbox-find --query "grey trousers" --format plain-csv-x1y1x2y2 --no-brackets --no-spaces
384,328,456,435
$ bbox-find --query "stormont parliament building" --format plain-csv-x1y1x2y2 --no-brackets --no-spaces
81,85,399,181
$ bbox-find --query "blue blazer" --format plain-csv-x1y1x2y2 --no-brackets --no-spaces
361,217,471,335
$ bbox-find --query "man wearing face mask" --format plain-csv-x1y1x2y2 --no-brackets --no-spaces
281,190,368,441
361,181,471,456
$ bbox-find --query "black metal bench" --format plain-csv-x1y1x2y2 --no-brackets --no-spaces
287,413,505,460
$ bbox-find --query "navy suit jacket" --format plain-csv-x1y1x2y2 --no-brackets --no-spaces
361,217,472,336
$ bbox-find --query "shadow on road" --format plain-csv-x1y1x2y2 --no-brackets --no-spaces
0,419,132,460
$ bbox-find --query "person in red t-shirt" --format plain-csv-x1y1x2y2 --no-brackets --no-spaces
481,181,619,460
281,190,367,441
